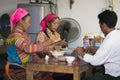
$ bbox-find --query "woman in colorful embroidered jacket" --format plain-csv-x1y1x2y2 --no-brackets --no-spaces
36,13,67,50
5,8,54,80
35,13,67,80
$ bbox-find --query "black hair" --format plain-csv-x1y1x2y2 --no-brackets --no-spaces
15,14,30,25
98,10,117,28
0,13,10,30
0,13,11,38
49,16,60,24
22,14,30,20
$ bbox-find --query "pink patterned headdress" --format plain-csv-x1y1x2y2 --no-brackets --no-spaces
10,8,28,30
40,13,57,31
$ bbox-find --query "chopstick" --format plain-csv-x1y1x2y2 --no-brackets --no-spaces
49,40,61,45
49,39,66,46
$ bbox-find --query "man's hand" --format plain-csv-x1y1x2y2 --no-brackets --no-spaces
75,46,85,57
85,46,98,54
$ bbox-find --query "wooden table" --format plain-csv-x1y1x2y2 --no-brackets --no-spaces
26,58,90,80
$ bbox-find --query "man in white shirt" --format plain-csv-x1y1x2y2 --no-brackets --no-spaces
76,10,120,80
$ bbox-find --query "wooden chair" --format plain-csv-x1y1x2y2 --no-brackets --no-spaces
0,53,7,79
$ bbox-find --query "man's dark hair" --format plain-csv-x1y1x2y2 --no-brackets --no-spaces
98,10,117,28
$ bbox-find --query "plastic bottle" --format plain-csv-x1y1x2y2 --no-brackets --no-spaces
89,34,95,46
83,34,90,48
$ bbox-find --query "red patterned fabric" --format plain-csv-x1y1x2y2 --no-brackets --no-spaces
40,13,56,31
10,8,28,29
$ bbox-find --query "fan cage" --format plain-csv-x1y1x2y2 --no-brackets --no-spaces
57,18,81,43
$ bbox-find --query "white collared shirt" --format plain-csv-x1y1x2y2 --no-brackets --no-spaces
83,30,120,77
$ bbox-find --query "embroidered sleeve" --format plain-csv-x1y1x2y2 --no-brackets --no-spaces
14,37,54,54
15,38,44,53
36,32,53,45
36,32,45,43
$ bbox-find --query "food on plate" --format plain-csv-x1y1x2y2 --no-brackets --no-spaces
55,46,62,52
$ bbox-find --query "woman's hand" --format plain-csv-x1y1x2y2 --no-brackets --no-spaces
55,39,67,46
59,39,67,46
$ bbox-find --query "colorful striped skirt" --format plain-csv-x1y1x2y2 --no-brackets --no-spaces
6,62,53,80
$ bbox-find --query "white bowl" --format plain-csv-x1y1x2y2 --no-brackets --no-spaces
50,50,65,58
65,56,75,64
65,48,74,55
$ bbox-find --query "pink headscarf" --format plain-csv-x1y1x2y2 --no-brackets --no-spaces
10,8,29,30
40,13,57,31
